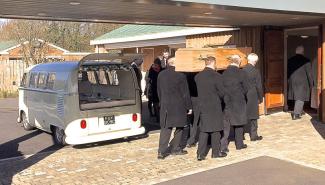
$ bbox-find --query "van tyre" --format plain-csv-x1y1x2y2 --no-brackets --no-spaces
21,112,34,131
53,127,67,146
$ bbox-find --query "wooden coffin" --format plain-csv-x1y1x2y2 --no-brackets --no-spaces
175,47,252,72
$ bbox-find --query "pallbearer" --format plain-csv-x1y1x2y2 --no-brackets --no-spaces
195,56,227,161
243,53,263,141
157,57,192,160
221,55,249,151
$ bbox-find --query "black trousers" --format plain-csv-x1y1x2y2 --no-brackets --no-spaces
197,131,221,157
249,119,258,139
221,117,245,150
221,117,231,151
158,127,184,154
234,126,244,149
148,99,154,115
294,100,304,115
187,114,200,146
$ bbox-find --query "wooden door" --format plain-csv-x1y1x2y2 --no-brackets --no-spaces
264,30,285,111
141,48,154,72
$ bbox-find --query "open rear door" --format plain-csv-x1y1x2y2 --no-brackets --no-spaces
264,29,285,112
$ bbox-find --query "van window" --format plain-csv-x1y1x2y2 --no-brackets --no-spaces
97,69,108,85
21,73,27,87
79,64,136,110
87,71,97,85
47,73,56,90
29,72,38,88
107,70,119,86
37,73,48,89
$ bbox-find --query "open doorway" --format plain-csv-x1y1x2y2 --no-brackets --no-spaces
284,26,321,115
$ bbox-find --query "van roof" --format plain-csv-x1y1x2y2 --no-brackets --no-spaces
29,62,80,72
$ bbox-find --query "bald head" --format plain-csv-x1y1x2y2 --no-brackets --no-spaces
296,46,304,55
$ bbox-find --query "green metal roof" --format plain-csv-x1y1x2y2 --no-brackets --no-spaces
0,40,18,52
93,25,192,41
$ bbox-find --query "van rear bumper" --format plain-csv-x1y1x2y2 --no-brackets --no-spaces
65,127,146,145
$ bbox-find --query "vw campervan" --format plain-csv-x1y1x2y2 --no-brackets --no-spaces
18,54,145,145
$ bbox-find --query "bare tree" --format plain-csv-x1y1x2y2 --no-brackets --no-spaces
0,19,123,66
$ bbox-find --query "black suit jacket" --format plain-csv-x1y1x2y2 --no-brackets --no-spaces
287,54,312,101
157,66,192,128
222,65,249,126
195,67,226,132
243,64,263,119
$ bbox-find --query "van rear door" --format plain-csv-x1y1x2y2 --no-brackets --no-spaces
78,63,140,134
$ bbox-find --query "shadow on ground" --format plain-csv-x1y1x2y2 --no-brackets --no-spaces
310,116,325,139
0,130,62,185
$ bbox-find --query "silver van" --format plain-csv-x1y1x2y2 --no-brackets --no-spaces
18,53,145,145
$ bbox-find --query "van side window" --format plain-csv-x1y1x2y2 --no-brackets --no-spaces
37,73,48,89
97,69,108,85
87,71,97,85
47,73,56,90
29,72,38,88
21,73,27,87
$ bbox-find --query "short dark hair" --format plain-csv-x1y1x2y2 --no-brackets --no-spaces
154,58,161,65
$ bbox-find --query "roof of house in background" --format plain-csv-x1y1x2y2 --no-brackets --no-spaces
0,40,18,52
0,39,70,54
90,24,238,45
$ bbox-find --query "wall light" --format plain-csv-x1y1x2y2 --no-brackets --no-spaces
69,2,81,5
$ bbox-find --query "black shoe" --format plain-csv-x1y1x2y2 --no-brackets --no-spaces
251,136,263,141
157,152,168,160
236,144,247,150
212,152,227,158
197,155,206,161
292,114,301,120
221,148,229,153
171,149,188,155
186,143,196,148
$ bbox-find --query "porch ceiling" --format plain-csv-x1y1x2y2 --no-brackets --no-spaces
0,0,325,27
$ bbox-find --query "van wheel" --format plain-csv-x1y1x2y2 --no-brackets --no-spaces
53,127,67,146
21,112,34,131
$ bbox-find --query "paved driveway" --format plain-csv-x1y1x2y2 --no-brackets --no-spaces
0,112,324,185
0,98,160,160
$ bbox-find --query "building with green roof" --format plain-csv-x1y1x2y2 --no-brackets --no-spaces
90,24,236,71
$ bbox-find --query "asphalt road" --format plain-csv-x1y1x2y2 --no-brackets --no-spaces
0,98,62,160
0,98,160,160
158,156,325,185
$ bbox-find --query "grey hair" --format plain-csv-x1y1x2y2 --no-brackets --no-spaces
167,57,176,66
247,53,259,64
228,54,241,65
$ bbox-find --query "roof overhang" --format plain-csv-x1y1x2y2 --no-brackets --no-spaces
0,1,325,27
90,27,237,45
103,36,186,50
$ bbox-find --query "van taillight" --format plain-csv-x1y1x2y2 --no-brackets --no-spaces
132,114,137,122
80,120,87,129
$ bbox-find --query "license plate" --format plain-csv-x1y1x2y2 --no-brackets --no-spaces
103,115,115,125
